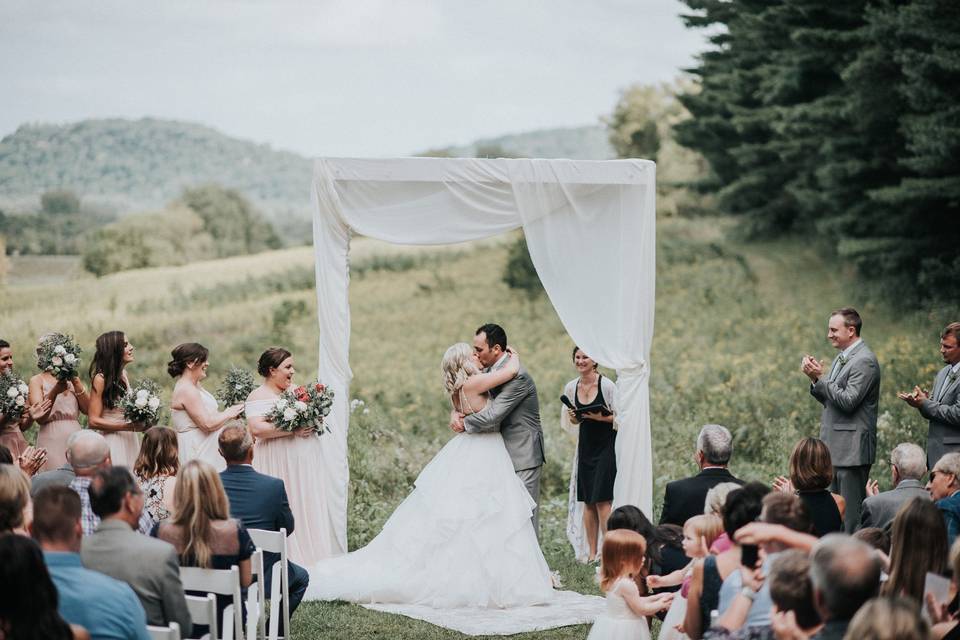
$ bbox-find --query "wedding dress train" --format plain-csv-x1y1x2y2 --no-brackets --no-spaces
305,430,555,608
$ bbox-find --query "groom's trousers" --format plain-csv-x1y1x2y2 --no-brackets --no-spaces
517,465,542,538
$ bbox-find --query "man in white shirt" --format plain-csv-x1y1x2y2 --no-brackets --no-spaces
899,322,960,468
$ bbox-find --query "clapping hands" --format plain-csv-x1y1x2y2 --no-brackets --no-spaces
800,355,824,383
18,445,47,477
773,476,795,494
897,385,928,408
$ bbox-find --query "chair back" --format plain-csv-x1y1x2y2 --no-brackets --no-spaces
247,549,264,640
185,594,218,640
248,528,289,640
147,622,181,640
181,565,243,640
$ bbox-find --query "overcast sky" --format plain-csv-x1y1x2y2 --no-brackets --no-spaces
0,0,710,157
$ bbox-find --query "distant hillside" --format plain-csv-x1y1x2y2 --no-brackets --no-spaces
436,125,614,160
0,118,614,220
0,118,313,217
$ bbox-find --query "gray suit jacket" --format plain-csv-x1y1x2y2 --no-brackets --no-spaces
811,341,881,467
30,464,75,496
463,363,545,472
857,478,930,531
81,519,192,634
922,365,960,468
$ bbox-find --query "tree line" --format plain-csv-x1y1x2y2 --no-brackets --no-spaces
671,0,958,305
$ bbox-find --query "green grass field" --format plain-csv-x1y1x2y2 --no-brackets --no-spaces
0,218,952,638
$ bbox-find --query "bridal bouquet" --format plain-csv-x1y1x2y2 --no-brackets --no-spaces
36,333,82,381
266,382,335,435
0,371,30,420
216,366,256,412
121,379,163,427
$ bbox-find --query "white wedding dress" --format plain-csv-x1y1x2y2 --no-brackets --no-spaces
305,428,555,608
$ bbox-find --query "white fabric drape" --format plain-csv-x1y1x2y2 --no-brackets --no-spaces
313,157,656,554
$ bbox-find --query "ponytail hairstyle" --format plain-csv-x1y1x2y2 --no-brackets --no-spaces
172,460,231,568
257,347,292,378
168,343,209,378
88,330,127,409
441,343,480,394
599,528,647,592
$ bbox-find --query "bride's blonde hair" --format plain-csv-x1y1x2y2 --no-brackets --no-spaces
441,343,480,394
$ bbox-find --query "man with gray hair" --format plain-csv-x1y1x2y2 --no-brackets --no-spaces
31,430,110,496
660,424,743,526
809,534,881,639
858,442,930,531
927,451,960,547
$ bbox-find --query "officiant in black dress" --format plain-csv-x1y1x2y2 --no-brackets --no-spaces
563,346,618,562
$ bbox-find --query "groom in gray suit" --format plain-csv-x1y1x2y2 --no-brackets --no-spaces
899,322,960,468
450,323,546,534
802,307,882,533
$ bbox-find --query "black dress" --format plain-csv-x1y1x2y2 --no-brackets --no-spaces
797,490,843,537
576,376,617,503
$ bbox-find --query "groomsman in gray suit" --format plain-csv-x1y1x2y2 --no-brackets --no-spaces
802,307,881,533
899,322,960,468
450,323,546,534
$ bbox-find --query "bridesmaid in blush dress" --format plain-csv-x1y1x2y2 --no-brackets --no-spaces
0,338,51,462
168,343,244,472
29,334,90,472
246,347,334,565
87,331,144,468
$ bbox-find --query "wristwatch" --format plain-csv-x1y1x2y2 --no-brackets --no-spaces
740,586,757,602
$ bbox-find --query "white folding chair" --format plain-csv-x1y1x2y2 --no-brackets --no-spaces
185,594,218,640
246,549,264,640
180,565,243,640
248,528,290,640
147,622,181,640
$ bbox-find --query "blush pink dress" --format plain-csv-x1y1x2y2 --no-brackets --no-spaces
97,406,141,469
246,397,334,565
172,387,226,472
0,421,28,460
36,378,83,472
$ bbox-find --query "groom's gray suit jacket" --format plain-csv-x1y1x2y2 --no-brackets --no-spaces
811,340,881,468
463,361,545,473
922,364,960,468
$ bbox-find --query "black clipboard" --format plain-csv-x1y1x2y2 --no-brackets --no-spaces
560,394,612,418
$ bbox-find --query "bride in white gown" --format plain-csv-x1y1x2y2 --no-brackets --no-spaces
305,342,555,608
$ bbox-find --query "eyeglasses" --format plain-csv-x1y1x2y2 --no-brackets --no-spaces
931,471,956,483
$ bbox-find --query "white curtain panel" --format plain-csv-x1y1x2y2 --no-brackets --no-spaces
312,157,656,554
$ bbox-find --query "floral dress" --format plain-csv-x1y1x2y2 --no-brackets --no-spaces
139,474,174,522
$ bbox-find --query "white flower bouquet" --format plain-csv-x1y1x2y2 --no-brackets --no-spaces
121,379,163,427
36,333,82,381
266,381,335,435
216,367,256,410
0,370,30,420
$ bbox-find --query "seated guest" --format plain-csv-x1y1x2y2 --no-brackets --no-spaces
928,538,960,640
684,482,768,640
661,424,743,527
881,497,947,605
704,549,822,640
928,452,960,547
714,492,812,632
0,463,31,535
82,467,192,635
859,442,929,531
30,486,149,640
30,430,94,495
845,596,928,640
152,459,254,635
809,534,882,640
0,533,86,640
608,504,687,589
218,426,308,630
705,482,742,553
134,426,179,522
853,527,890,555
773,437,844,536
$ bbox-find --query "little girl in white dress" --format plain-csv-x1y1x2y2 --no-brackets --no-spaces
589,529,673,640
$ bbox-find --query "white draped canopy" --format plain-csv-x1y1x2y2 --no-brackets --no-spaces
311,157,656,554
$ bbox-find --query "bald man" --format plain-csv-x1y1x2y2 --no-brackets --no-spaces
32,430,111,496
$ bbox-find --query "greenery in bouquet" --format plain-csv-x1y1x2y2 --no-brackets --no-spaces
121,378,163,427
267,381,335,435
216,366,256,414
36,333,82,381
0,370,30,420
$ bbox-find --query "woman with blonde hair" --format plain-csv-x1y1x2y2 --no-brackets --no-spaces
29,333,89,472
134,426,180,522
151,460,253,634
304,340,556,608
846,596,928,640
0,463,32,534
